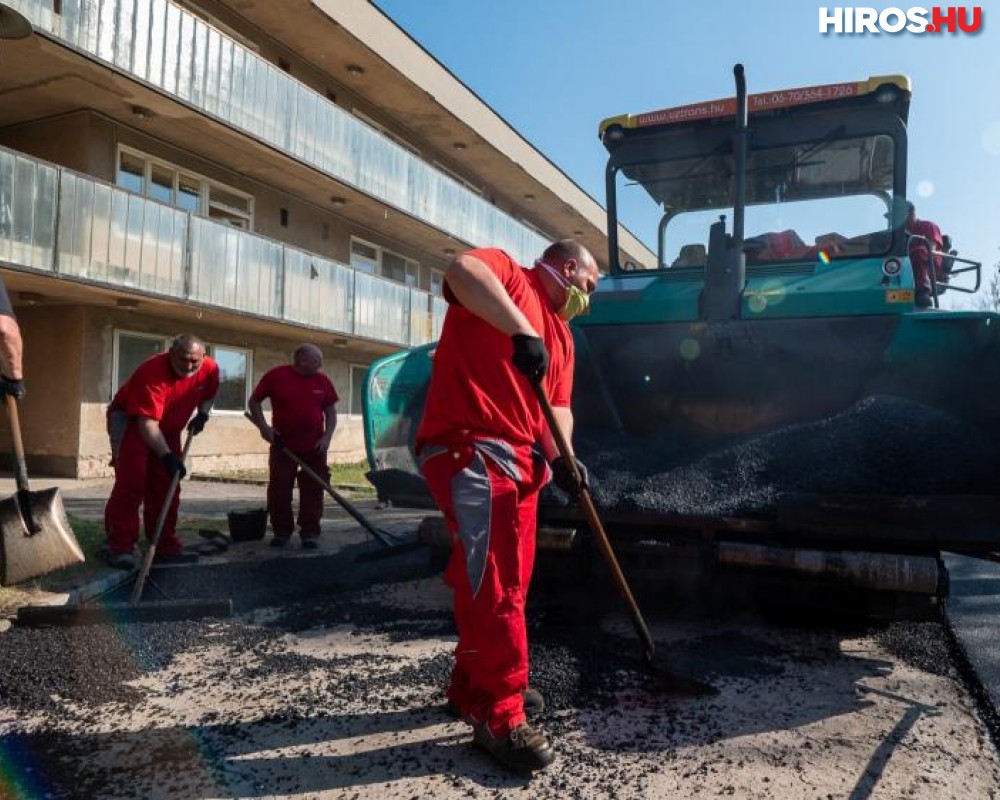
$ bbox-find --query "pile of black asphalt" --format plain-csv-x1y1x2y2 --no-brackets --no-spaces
368,395,998,519
568,394,999,517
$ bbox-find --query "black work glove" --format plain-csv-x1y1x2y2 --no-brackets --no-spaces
187,410,210,436
511,334,549,384
551,455,588,497
161,452,187,480
271,432,286,452
0,375,25,400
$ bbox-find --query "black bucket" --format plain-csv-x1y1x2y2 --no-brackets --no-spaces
228,508,268,542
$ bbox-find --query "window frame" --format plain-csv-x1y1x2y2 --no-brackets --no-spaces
112,330,168,394
116,145,255,230
349,236,420,288
204,343,253,414
347,363,369,418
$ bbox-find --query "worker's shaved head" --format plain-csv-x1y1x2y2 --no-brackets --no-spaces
292,343,323,377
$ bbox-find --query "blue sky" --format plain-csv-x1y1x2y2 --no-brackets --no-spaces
374,1,998,306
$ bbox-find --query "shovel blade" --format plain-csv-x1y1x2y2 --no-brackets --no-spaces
0,487,85,586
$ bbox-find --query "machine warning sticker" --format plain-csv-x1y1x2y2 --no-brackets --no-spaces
885,289,914,303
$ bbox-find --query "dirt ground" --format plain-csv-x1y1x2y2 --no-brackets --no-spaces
2,565,998,800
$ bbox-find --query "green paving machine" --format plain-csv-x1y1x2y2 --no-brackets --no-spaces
363,66,1000,600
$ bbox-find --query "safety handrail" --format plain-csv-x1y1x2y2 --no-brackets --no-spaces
907,233,982,306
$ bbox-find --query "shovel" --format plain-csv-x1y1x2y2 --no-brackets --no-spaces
131,430,195,605
532,382,715,697
244,412,418,558
0,395,84,585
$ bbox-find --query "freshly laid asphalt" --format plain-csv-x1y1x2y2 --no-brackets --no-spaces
3,475,1000,744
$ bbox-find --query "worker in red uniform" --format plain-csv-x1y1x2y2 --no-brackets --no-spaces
247,343,339,550
905,201,947,308
103,334,219,569
417,239,599,773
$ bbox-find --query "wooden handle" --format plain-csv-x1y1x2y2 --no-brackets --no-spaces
5,394,30,493
532,381,656,661
131,430,195,606
243,411,394,547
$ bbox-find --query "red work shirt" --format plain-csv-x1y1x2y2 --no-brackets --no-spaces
250,365,339,451
908,219,945,272
111,353,220,435
416,248,574,451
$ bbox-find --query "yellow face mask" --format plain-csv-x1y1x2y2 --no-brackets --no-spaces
536,261,591,321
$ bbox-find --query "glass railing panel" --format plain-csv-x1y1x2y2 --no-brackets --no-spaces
57,170,187,295
0,148,57,271
283,249,354,333
431,296,448,341
353,272,409,343
408,289,436,346
188,217,282,317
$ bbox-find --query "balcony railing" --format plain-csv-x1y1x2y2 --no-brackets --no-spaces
0,145,447,346
9,0,551,267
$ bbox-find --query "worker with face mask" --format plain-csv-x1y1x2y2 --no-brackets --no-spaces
415,239,599,774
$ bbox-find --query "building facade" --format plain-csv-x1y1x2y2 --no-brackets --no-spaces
0,0,648,477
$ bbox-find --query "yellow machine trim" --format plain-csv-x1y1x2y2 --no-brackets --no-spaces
599,75,911,136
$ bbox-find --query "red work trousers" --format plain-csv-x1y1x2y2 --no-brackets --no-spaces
267,445,328,539
104,423,184,556
421,439,548,738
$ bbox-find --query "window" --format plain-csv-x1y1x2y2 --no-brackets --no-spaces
113,331,165,392
348,364,368,417
205,345,251,412
112,331,251,412
115,146,254,230
350,237,419,287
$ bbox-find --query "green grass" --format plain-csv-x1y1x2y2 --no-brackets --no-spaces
204,459,375,494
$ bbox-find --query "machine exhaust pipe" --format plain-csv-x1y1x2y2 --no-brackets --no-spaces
717,542,942,595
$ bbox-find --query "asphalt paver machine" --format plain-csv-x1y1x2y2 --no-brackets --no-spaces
363,67,1000,605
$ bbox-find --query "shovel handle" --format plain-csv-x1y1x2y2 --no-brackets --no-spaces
532,381,657,662
5,395,30,493
243,411,395,547
131,430,195,606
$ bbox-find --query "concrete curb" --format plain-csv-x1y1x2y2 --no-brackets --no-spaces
27,568,137,610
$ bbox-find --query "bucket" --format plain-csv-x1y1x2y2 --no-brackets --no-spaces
228,508,268,542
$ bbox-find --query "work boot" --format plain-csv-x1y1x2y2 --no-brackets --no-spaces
300,538,319,550
915,288,933,309
444,687,544,720
270,535,290,548
472,721,555,774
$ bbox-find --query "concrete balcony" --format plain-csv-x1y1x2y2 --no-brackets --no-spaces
0,144,448,346
7,0,550,266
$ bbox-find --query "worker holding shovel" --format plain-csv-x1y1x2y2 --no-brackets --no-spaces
102,334,219,570
416,241,598,774
247,343,338,550
0,272,26,401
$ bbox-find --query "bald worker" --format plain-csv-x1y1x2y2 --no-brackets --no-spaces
248,344,339,549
